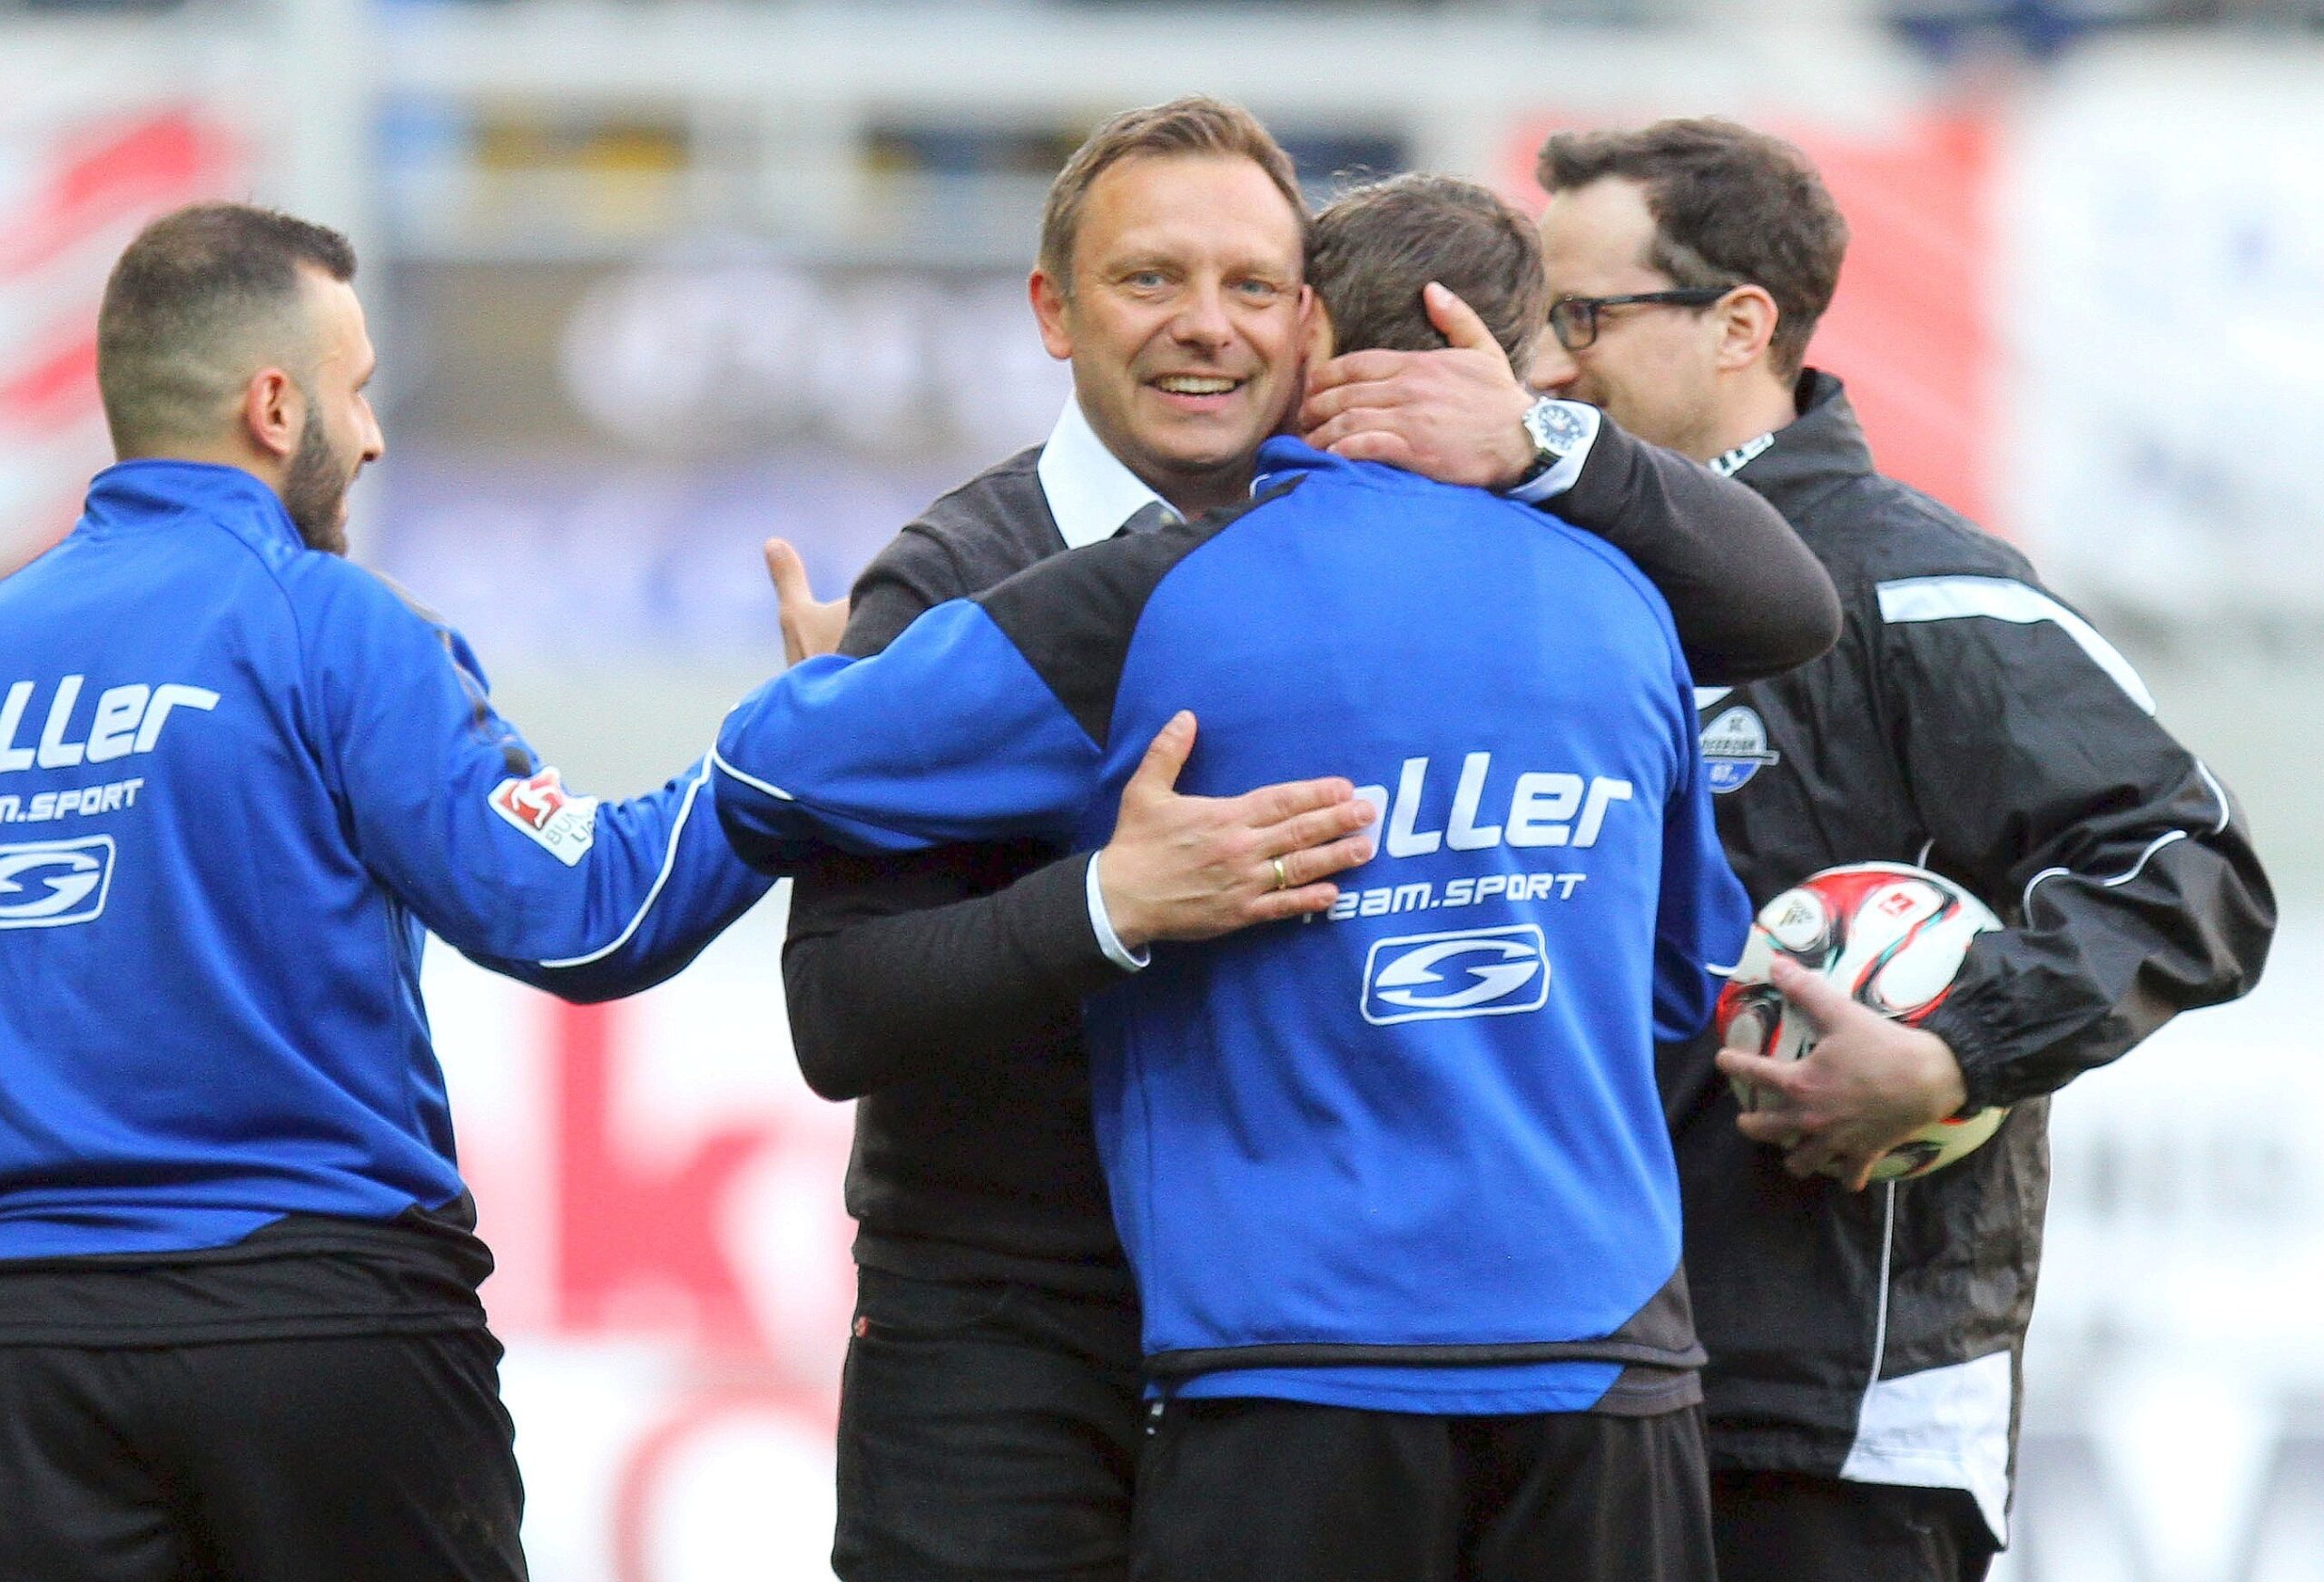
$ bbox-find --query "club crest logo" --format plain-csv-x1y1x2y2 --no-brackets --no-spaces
1700,704,1780,794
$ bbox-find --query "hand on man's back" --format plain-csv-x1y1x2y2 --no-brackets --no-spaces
1097,712,1377,952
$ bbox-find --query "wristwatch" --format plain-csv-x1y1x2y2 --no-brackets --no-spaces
1517,397,1593,486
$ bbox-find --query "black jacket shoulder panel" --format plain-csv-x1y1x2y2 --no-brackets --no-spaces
975,479,1297,747
1810,474,2037,594
897,446,1050,547
1750,380,2033,594
842,447,1056,658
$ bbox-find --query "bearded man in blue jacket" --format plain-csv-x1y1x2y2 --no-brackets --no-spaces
0,205,787,1581
715,175,1753,1582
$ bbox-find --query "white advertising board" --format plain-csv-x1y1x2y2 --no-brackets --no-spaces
2005,44,2324,629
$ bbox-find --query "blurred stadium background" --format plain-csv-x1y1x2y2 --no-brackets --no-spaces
4,2,2320,1577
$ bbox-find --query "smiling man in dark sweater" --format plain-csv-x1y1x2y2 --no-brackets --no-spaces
777,98,1840,1582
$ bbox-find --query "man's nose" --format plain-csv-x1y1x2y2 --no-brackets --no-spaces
1526,327,1579,395
1169,280,1236,352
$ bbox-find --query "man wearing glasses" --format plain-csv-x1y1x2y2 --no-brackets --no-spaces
1305,117,2272,1582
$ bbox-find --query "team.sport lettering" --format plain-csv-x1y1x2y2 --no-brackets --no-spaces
0,779,147,826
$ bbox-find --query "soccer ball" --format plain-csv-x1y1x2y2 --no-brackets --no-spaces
1715,862,2007,1182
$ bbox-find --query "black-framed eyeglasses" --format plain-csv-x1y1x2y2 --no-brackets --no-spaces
1547,289,1731,352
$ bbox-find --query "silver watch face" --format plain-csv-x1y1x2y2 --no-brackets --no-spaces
1524,398,1590,458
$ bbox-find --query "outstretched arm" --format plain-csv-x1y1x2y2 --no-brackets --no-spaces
306,564,771,1003
712,597,1108,862
783,713,1373,1099
772,530,1371,1100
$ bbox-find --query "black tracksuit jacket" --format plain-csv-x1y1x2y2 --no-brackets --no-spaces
1669,372,2274,1508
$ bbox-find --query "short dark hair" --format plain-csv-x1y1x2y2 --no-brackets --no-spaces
96,202,358,456
1308,174,1545,376
1039,96,1309,289
1537,119,1847,378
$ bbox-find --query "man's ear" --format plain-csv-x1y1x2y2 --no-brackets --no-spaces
240,367,303,461
1301,290,1333,367
1029,267,1073,362
1714,285,1780,374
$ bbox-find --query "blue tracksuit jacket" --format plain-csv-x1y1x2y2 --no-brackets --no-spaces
0,461,771,1260
714,439,1751,1412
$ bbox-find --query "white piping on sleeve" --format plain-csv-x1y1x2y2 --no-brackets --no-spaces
2195,761,2231,835
537,757,712,970
1876,575,2155,715
707,744,793,801
2022,828,2191,919
2018,865,2069,919
2100,828,2190,889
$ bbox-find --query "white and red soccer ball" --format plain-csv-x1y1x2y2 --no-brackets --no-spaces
1715,862,2007,1182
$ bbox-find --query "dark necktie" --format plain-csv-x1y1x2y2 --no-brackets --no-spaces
1117,502,1176,537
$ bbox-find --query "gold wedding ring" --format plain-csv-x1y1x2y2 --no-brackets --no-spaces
1270,856,1291,891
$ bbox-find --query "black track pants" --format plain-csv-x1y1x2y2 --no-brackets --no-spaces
832,1268,1145,1582
1132,1396,1715,1582
0,1328,527,1582
1711,1469,1996,1582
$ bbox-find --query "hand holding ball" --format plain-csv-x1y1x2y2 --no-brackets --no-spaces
1715,862,2007,1183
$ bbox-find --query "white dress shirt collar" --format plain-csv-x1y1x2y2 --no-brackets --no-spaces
1036,396,1180,549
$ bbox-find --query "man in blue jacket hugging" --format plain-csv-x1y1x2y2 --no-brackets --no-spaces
715,175,1753,1582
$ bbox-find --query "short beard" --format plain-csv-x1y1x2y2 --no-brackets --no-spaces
281,398,350,555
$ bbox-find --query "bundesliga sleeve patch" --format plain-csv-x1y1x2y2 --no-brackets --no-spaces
488,768,599,867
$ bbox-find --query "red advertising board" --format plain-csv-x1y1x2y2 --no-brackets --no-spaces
0,106,247,573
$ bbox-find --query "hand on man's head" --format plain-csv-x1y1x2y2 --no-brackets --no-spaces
1300,283,1538,490
1096,712,1378,951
